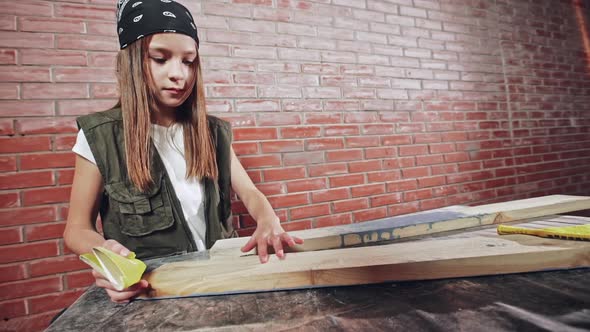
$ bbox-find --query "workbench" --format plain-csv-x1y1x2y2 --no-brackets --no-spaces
47,199,590,331
47,268,590,331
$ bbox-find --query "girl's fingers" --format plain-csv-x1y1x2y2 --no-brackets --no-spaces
106,287,142,303
242,225,304,263
102,239,130,257
292,235,304,245
91,269,105,279
92,270,117,289
101,280,149,303
272,235,284,259
257,239,269,264
95,277,119,291
280,232,297,248
240,235,257,253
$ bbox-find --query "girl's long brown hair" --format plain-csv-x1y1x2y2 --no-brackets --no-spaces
116,35,217,192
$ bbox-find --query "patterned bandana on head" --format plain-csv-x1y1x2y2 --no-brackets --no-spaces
116,0,199,49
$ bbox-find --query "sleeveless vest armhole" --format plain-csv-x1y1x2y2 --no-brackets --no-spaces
72,129,97,165
75,112,118,182
218,118,233,144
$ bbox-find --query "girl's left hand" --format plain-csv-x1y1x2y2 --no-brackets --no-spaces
240,218,304,263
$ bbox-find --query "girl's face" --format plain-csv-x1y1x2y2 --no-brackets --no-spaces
146,33,197,114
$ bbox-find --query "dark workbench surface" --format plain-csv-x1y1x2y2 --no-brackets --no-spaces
48,268,590,331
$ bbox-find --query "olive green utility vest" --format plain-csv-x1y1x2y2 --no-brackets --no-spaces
77,107,234,259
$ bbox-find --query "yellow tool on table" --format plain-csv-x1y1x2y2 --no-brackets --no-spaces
497,224,590,241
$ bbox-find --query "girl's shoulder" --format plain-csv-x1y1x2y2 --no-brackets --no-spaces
77,106,123,131
206,114,231,132
206,115,232,142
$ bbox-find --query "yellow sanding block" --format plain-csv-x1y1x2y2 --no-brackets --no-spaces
497,224,590,241
80,247,146,291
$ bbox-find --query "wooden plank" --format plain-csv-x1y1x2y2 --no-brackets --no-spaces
140,198,590,299
143,231,590,298
212,195,590,256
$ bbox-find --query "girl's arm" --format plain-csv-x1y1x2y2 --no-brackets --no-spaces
64,155,148,302
229,147,304,263
64,155,106,254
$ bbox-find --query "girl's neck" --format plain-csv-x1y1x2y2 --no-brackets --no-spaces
151,106,176,127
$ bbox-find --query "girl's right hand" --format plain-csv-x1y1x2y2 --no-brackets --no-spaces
93,239,150,303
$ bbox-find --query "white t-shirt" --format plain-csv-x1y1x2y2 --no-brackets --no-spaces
72,125,207,251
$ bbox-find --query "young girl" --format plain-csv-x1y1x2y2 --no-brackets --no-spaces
64,0,303,303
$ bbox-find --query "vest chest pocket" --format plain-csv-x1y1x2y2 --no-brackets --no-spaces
104,180,174,237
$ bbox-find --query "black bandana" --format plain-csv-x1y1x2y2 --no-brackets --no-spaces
116,0,199,49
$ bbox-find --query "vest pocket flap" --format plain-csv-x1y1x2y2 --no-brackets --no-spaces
104,181,162,204
105,181,174,237
116,196,163,215
119,214,173,237
105,182,174,237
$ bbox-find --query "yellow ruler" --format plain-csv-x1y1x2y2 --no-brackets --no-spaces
497,224,590,241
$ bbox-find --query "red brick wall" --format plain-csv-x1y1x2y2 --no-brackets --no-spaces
1,0,590,330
